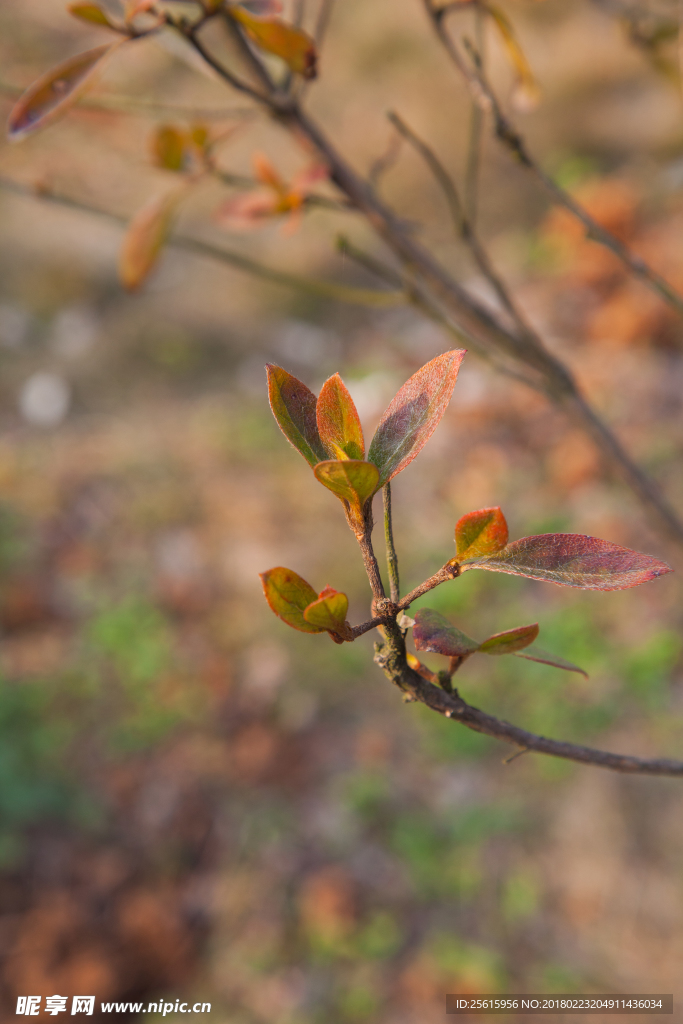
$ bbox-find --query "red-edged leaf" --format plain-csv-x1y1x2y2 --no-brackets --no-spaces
152,124,187,172
460,533,672,590
118,184,188,291
303,587,349,632
260,566,324,633
368,350,465,486
413,608,479,657
7,44,115,140
478,623,539,655
67,2,118,27
266,365,327,467
316,374,365,461
514,645,588,678
455,506,508,561
228,6,317,78
313,460,379,507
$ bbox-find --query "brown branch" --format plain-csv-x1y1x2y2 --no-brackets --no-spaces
423,0,683,321
374,617,683,777
397,559,461,610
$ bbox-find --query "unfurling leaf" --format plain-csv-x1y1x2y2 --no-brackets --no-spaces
455,506,508,561
368,349,465,486
316,374,365,461
118,184,188,290
67,2,118,27
303,586,349,632
152,124,187,172
260,566,324,633
266,364,327,467
514,645,588,678
228,6,317,78
413,608,479,657
484,4,540,111
7,43,115,140
478,623,539,655
460,533,672,590
313,460,380,508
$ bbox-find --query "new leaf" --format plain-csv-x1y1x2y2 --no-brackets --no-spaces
314,460,379,508
266,364,327,467
368,349,465,486
303,586,349,632
316,374,365,461
260,567,325,634
119,184,189,291
478,623,538,655
460,533,672,590
228,6,317,78
514,645,588,677
455,506,509,561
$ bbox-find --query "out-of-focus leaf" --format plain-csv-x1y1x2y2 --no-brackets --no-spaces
455,506,508,561
228,6,317,78
479,623,539,655
67,2,118,27
484,3,540,111
303,586,349,632
7,43,115,140
316,374,365,461
260,566,324,634
313,460,379,507
413,608,479,657
266,364,327,467
367,349,465,486
119,184,190,291
461,533,673,590
152,124,186,172
514,645,588,678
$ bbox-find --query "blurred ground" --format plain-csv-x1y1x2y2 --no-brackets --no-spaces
2,0,683,1021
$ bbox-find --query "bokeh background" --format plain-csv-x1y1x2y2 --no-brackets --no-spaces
2,0,683,1020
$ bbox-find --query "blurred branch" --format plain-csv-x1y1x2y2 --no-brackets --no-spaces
464,7,485,224
375,618,683,776
422,0,683,321
368,129,403,190
0,176,405,308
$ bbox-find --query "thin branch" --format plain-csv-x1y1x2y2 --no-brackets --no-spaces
185,25,268,101
464,7,485,224
0,176,405,309
368,130,403,190
397,559,461,610
383,483,401,603
374,617,683,777
356,512,386,602
423,0,683,321
314,0,337,48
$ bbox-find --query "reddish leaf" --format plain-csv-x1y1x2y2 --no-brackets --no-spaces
266,364,327,467
313,460,379,508
316,374,365,461
455,506,509,561
67,2,118,27
152,124,187,172
260,566,324,633
514,645,588,677
478,623,539,655
303,587,349,632
460,533,672,590
413,608,479,657
118,184,189,291
368,350,465,486
228,6,317,78
7,44,115,140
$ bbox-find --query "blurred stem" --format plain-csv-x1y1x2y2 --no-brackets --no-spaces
383,483,400,603
464,6,485,225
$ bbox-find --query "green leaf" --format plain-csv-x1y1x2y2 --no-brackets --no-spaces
303,586,349,632
266,364,327,467
368,349,465,486
313,460,380,508
260,566,324,633
461,533,673,590
316,373,365,461
478,623,539,655
67,2,118,27
413,608,479,657
7,43,116,140
455,506,509,561
152,124,187,172
514,645,588,678
227,5,317,78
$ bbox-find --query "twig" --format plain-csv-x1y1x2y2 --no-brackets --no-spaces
368,130,403,190
464,7,485,224
397,559,461,610
356,511,386,602
374,618,683,777
383,483,400,603
423,0,683,321
0,176,405,308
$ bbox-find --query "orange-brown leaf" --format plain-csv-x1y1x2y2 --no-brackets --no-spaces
67,2,118,28
303,588,349,632
228,6,317,78
152,124,187,172
266,364,327,467
118,185,188,291
316,374,365,461
260,566,324,633
455,507,508,561
313,459,380,509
